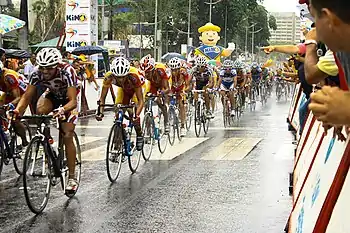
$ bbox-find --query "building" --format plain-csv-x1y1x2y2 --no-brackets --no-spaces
269,12,301,44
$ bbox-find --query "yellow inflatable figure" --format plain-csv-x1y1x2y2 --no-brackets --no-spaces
194,23,235,62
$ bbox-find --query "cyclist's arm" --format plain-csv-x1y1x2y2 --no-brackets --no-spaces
9,88,21,106
162,79,171,94
134,86,144,117
184,74,192,92
217,76,222,88
98,77,112,114
234,76,238,89
15,84,36,115
207,76,214,89
62,87,77,112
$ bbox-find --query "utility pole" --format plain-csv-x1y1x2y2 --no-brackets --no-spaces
252,24,254,61
187,0,191,45
154,0,158,60
101,0,104,41
209,0,212,22
245,23,256,60
224,3,228,47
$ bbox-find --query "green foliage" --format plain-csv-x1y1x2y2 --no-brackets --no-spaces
269,15,277,30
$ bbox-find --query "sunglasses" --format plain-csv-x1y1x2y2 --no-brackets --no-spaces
39,65,57,71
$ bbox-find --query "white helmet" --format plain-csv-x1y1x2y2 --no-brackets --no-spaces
195,55,207,67
111,57,130,77
140,55,155,71
168,57,182,70
36,48,62,67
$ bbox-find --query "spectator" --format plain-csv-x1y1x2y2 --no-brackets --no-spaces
308,0,350,126
23,53,36,78
0,48,5,63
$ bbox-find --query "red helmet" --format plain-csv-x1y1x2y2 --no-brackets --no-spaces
299,0,309,5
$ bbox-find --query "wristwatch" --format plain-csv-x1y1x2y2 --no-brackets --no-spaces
304,40,318,46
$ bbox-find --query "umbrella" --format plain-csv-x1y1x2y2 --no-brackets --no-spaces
161,52,186,62
0,14,26,35
71,46,107,56
4,49,31,59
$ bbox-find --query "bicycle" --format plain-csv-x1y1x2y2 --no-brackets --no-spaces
234,87,245,121
142,94,168,160
184,92,193,132
0,106,32,178
222,90,234,127
259,79,268,106
193,90,210,137
275,78,287,102
249,81,258,111
168,93,182,145
21,114,81,214
97,102,141,182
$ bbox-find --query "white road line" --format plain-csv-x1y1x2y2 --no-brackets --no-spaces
201,138,262,161
273,143,295,160
150,137,209,160
82,145,106,161
79,136,105,145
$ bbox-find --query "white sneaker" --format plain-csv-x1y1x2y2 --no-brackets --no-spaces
230,110,235,116
180,127,186,137
66,179,79,192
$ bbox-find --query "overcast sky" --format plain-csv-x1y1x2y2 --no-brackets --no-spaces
263,0,299,13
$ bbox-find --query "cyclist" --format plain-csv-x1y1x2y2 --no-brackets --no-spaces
0,61,29,147
168,57,191,137
13,48,79,192
140,55,170,133
207,60,220,118
191,55,214,118
233,59,248,105
96,57,144,151
251,62,262,95
218,60,237,116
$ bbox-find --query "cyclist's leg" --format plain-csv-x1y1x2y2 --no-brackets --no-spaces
61,121,77,180
178,93,185,128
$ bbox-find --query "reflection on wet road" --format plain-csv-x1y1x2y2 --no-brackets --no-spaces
0,98,293,233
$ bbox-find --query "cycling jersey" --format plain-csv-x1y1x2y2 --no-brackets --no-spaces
144,63,169,94
1,68,27,95
103,67,144,105
191,65,213,90
219,68,236,86
251,67,262,82
170,67,190,92
29,62,76,100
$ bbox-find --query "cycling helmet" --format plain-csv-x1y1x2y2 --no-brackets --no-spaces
140,55,155,71
251,62,259,69
233,59,244,69
223,60,234,68
195,55,207,67
168,57,182,70
111,57,130,77
36,48,62,67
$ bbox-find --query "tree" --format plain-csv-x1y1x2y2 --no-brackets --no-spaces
269,15,277,30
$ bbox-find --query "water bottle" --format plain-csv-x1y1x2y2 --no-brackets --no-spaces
4,129,10,142
154,115,160,139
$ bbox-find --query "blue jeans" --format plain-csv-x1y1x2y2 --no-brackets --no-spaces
299,94,310,135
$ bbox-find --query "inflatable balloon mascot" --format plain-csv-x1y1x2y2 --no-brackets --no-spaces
194,22,235,62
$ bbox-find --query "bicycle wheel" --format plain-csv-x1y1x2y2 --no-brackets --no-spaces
106,123,123,182
157,110,168,153
0,141,4,178
142,113,154,161
23,136,51,214
175,114,182,141
127,126,141,173
185,103,192,131
194,102,202,137
62,132,81,198
13,120,32,175
235,94,242,120
202,104,209,134
223,100,228,128
168,108,176,146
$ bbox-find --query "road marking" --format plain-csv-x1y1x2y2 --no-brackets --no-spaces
150,137,209,160
201,138,262,160
273,143,295,160
82,145,106,161
79,136,105,145
81,137,208,161
209,127,256,131
76,125,111,129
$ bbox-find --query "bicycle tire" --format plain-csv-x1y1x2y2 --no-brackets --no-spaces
223,99,228,128
203,103,209,134
185,103,192,131
176,115,182,141
13,120,32,175
194,102,202,137
142,113,154,161
168,108,176,146
106,123,123,182
0,140,4,178
127,126,141,173
64,132,81,198
23,136,51,214
157,110,168,154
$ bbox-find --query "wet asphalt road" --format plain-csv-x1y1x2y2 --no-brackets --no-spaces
0,96,294,233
